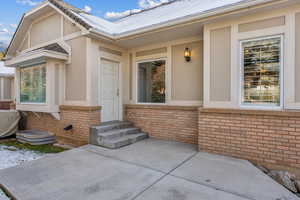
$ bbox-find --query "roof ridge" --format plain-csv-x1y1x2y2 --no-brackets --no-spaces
48,0,88,14
115,0,179,21
47,0,92,29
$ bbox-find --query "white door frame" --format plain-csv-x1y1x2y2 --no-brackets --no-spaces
98,52,123,122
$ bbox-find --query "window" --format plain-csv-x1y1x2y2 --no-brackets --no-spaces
20,65,46,103
138,60,166,103
241,36,282,107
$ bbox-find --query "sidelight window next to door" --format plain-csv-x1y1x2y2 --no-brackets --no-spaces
138,60,166,103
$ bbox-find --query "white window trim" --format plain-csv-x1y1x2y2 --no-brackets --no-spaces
135,57,168,105
239,35,284,110
19,64,47,105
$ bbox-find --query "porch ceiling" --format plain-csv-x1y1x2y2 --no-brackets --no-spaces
115,22,204,48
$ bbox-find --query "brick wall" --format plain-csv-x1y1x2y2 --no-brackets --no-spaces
0,101,13,110
125,104,198,144
26,105,101,146
199,108,300,172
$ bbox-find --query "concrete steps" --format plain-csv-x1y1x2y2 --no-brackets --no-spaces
90,121,148,149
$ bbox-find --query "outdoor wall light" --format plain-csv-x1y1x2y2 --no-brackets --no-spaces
184,47,191,62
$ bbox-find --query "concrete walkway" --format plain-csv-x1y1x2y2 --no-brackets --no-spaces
0,139,298,200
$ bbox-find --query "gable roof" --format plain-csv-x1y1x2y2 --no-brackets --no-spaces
6,0,278,56
32,43,68,54
65,0,276,36
47,0,92,30
79,0,247,35
43,0,277,37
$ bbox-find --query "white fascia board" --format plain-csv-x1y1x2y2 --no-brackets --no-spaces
5,50,68,67
24,1,50,17
88,0,281,41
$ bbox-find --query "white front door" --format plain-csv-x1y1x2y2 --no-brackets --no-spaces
101,59,119,122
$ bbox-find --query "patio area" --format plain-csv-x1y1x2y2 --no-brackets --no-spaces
0,139,298,200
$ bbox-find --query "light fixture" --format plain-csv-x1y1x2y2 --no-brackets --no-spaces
184,47,191,62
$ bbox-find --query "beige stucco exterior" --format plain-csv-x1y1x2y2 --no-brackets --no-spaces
171,41,203,101
295,12,300,102
204,3,300,109
63,17,80,36
209,27,231,102
0,76,14,101
238,16,285,33
30,13,61,47
19,35,29,52
65,37,87,101
5,0,300,119
125,36,203,107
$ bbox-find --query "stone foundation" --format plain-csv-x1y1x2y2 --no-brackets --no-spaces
124,104,199,144
25,105,101,146
198,108,300,173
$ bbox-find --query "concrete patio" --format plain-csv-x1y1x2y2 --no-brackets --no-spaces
0,139,298,200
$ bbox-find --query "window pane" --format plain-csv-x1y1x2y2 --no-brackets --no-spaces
20,65,46,103
138,60,166,103
242,37,281,106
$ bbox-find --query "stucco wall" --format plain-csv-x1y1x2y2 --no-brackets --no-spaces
30,13,61,47
136,47,167,57
19,35,28,52
209,27,231,102
295,12,300,102
0,77,13,100
3,78,12,100
63,17,80,36
238,16,285,33
204,4,300,109
172,41,203,101
65,37,87,101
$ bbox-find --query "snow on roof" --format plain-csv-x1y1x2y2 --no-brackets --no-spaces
0,62,14,77
75,0,249,35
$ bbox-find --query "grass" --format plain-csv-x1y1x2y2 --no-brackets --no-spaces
0,141,67,154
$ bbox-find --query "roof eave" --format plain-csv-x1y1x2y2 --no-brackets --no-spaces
89,0,284,42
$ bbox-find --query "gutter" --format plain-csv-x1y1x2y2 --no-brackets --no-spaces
89,0,285,41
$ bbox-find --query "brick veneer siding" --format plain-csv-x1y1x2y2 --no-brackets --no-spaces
26,105,101,146
198,108,300,173
0,101,13,110
125,104,199,144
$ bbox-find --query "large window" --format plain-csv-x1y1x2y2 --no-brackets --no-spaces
241,36,282,107
20,65,46,103
138,60,166,103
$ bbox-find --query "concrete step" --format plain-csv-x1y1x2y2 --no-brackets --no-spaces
90,120,149,149
97,128,141,140
16,130,56,145
91,121,134,133
99,133,149,149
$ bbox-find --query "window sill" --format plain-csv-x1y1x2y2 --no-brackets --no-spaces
19,103,47,106
125,104,200,111
239,104,282,111
16,103,59,113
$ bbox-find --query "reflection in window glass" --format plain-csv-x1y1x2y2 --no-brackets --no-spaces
20,65,46,103
242,37,281,106
138,60,166,103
